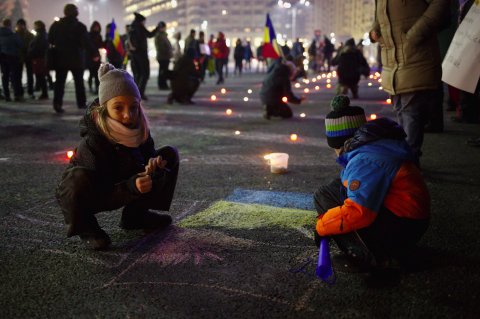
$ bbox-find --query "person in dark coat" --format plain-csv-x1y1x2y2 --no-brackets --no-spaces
28,20,49,100
167,48,200,105
56,63,179,250
16,19,35,99
87,21,103,95
323,36,335,72
104,23,124,69
48,3,92,113
332,38,369,99
233,39,245,76
128,12,158,100
154,21,172,90
0,18,23,102
260,59,304,119
244,40,253,72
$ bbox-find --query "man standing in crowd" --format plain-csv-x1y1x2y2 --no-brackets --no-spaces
370,0,449,164
154,21,172,90
48,3,91,113
0,18,22,102
128,12,158,100
16,19,35,100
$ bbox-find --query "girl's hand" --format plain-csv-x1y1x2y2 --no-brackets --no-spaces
135,172,152,193
145,156,168,175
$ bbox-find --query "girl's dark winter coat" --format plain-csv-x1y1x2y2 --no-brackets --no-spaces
56,100,179,237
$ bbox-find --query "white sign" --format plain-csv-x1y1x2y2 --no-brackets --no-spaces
442,3,480,93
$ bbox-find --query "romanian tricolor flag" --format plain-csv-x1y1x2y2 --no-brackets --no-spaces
109,19,125,57
262,13,281,59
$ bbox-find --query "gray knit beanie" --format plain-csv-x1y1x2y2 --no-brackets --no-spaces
98,63,141,105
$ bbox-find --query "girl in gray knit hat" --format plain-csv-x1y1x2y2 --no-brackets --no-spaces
55,63,179,250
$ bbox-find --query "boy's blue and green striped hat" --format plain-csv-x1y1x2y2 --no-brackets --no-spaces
325,95,366,148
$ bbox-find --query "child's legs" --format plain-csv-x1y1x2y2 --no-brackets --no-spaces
313,178,344,213
56,167,126,237
314,179,373,262
357,208,429,260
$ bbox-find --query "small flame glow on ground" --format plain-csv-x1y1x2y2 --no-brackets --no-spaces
370,114,377,120
290,134,298,141
226,109,232,115
282,96,288,103
67,150,74,159
304,88,309,93
300,113,306,118
211,95,217,101
386,98,392,104
315,86,320,90
247,89,252,94
243,97,249,102
294,83,301,88
220,88,226,94
326,84,332,89
235,130,241,135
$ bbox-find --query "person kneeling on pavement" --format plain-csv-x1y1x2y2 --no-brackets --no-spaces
314,95,430,270
260,58,304,119
56,63,179,250
167,47,200,105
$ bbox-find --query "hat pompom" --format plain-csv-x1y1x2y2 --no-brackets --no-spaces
330,95,350,112
98,63,115,79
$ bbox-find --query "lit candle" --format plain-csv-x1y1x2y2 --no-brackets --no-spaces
295,83,301,88
220,88,226,94
368,82,372,86
211,95,217,101
386,98,392,104
282,96,288,103
235,130,241,135
326,84,332,89
315,86,320,90
290,133,298,141
243,97,249,102
304,88,309,93
247,89,252,94
379,86,383,90
67,150,74,159
226,109,232,115
370,114,377,120
300,113,306,118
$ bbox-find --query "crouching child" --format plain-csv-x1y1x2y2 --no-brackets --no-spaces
314,95,430,269
56,63,179,250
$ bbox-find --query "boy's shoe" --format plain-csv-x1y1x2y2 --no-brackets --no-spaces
120,209,172,231
79,228,111,250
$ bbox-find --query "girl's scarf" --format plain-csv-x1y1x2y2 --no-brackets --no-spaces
106,117,145,148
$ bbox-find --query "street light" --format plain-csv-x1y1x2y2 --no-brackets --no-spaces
277,1,309,40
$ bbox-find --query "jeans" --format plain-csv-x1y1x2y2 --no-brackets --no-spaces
392,90,435,162
0,55,22,98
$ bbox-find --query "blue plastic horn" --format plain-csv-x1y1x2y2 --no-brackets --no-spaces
316,238,335,284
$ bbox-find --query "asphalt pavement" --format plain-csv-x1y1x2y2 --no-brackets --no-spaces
0,70,479,318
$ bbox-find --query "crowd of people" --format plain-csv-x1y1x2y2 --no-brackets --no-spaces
1,1,478,273
0,4,263,112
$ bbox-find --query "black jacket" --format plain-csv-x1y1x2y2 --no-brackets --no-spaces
260,60,301,105
48,16,92,69
67,100,156,200
28,30,48,60
128,20,157,55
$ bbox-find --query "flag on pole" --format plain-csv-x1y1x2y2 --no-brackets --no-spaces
109,19,125,57
262,13,282,59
